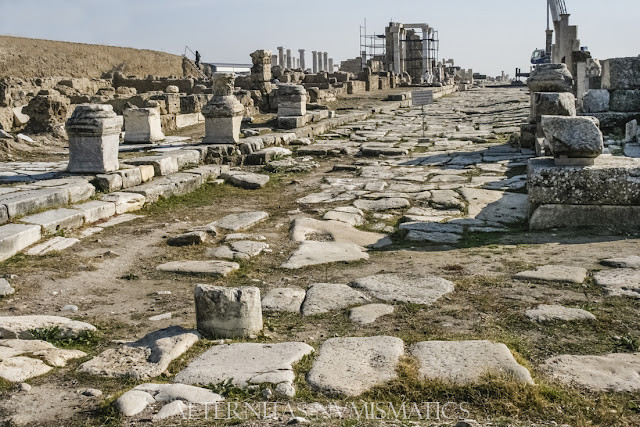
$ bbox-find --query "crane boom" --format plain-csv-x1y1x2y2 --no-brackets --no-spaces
548,0,567,25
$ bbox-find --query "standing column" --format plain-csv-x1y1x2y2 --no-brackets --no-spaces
328,58,334,73
421,27,429,78
271,55,278,68
286,49,292,69
323,52,328,73
312,51,318,73
277,47,284,67
299,49,306,71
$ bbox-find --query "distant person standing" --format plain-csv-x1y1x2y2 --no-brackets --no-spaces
195,51,201,69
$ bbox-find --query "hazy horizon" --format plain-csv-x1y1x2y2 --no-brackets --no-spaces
1,0,638,77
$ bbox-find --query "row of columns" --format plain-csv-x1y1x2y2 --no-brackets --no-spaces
275,47,334,73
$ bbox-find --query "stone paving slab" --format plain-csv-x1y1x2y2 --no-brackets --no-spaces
21,208,85,234
0,315,96,339
291,217,391,249
525,305,596,322
542,353,640,391
350,273,454,305
513,265,588,284
261,287,306,313
212,211,269,231
307,336,404,396
26,236,79,256
156,260,240,277
593,268,640,298
301,283,371,316
281,241,369,269
410,340,534,384
349,304,395,325
0,223,41,262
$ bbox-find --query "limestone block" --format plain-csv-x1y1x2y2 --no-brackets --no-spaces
101,192,145,214
123,108,165,144
0,224,42,262
528,157,640,206
527,64,573,93
609,90,640,112
21,208,84,234
250,50,272,83
26,236,79,255
194,284,263,339
0,187,69,219
115,167,142,189
212,73,236,97
626,119,639,142
202,96,244,145
93,173,123,192
74,200,117,223
0,356,52,383
66,104,122,174
139,164,155,182
165,85,179,94
157,261,239,277
602,57,640,90
0,315,96,339
125,155,179,176
277,84,307,117
540,116,603,158
582,89,610,113
529,204,640,230
530,92,576,124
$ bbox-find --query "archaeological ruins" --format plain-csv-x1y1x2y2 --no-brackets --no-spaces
0,3,640,425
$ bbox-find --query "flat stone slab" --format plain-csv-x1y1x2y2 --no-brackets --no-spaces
261,287,306,313
0,223,42,262
0,278,15,296
116,383,223,417
459,188,528,225
301,283,371,316
525,305,596,322
410,340,534,384
349,304,395,325
542,353,640,392
222,171,270,189
174,342,314,392
281,241,369,269
322,207,365,226
0,356,52,383
307,336,404,396
212,211,269,231
353,198,410,211
156,260,240,277
350,273,454,305
0,315,96,339
79,326,200,380
513,265,588,284
601,256,640,269
26,236,79,256
21,208,84,234
594,268,640,298
291,217,391,249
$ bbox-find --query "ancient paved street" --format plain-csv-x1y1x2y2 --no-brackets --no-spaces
2,86,640,425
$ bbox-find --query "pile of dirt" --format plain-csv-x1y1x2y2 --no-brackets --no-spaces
0,36,186,79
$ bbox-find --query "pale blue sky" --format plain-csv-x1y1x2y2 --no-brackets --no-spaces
0,0,637,76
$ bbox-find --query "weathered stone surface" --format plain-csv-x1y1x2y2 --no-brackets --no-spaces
530,92,576,124
513,265,588,284
123,107,164,143
350,273,454,305
101,192,145,214
301,283,371,316
601,57,640,90
527,63,573,93
0,356,52,383
582,89,610,113
212,211,269,231
221,171,270,189
194,285,263,339
0,187,69,219
410,340,534,384
527,157,640,206
125,155,179,176
66,104,122,173
529,204,640,230
74,200,116,223
291,217,390,249
601,256,640,269
133,383,223,404
525,305,596,322
167,231,207,246
0,315,96,339
353,198,410,211
307,336,404,396
153,400,187,420
26,236,79,256
174,342,314,391
322,207,365,226
542,353,640,391
349,304,394,325
21,208,84,234
281,241,369,269
0,278,15,296
78,326,200,380
540,116,603,158
594,269,640,298
459,188,528,224
33,348,87,367
115,390,155,417
227,240,269,258
609,90,640,112
261,287,306,313
156,260,240,277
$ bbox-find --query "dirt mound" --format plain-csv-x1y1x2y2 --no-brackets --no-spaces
0,36,186,79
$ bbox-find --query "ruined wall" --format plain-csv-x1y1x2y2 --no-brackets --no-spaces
0,36,192,79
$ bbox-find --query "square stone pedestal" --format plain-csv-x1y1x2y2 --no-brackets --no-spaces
123,108,165,144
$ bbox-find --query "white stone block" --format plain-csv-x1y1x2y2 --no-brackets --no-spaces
123,108,165,144
21,208,85,234
194,284,263,339
101,192,145,214
0,224,42,262
74,200,117,223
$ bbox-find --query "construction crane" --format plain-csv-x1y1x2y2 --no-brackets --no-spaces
530,0,567,65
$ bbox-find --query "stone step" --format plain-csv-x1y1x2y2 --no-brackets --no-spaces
21,208,85,235
0,224,42,262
